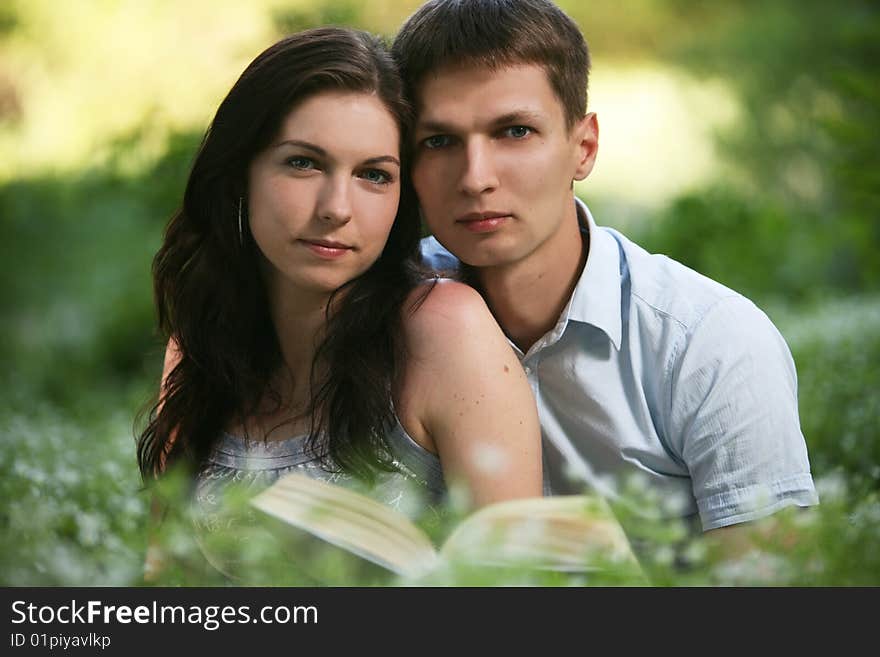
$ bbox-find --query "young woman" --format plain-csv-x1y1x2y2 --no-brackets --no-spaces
138,28,542,579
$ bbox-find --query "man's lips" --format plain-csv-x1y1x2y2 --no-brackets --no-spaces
298,238,354,258
456,211,512,233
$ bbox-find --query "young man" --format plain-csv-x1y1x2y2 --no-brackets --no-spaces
392,0,818,542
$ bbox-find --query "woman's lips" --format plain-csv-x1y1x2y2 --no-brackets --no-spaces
299,239,354,259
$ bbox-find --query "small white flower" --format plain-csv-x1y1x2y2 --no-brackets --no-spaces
468,443,509,476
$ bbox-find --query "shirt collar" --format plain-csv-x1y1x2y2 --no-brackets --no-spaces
567,198,623,350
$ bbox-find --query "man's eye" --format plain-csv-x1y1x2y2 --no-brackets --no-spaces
360,169,392,185
423,135,452,149
504,126,532,139
287,156,316,170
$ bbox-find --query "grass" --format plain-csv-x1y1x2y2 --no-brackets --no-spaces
1,295,877,586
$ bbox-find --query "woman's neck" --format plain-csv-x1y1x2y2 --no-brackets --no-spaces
269,282,330,381
243,279,336,441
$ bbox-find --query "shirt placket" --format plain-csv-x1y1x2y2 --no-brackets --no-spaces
514,314,570,496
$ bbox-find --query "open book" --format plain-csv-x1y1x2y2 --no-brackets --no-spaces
250,472,643,582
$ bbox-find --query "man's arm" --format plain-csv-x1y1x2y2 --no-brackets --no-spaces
703,506,816,560
666,295,819,541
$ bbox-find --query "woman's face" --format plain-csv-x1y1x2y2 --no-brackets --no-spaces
247,90,401,298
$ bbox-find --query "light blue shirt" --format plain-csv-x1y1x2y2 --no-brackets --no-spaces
420,199,818,531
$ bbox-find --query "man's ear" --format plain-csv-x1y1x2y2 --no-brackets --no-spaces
572,112,599,181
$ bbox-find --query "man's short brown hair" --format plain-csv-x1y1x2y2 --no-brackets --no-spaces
392,0,591,128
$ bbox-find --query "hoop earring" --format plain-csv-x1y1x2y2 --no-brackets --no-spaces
238,197,244,246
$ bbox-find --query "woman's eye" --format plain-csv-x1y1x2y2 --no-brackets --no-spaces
360,169,392,185
423,135,452,149
287,156,316,170
504,126,532,139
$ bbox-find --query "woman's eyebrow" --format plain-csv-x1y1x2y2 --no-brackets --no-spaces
274,140,399,167
362,155,400,167
273,139,326,154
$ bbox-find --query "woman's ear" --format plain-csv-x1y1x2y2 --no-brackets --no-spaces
572,112,599,182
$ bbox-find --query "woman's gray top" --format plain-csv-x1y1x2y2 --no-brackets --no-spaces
191,420,445,579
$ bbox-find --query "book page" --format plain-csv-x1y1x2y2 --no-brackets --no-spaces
439,495,640,572
251,473,441,578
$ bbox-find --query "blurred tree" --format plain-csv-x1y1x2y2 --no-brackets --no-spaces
272,0,366,34
649,0,880,295
643,186,829,302
0,126,202,408
0,3,17,37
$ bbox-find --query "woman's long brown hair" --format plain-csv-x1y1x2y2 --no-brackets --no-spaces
137,27,424,483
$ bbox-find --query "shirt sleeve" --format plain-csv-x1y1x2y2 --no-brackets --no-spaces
666,295,819,530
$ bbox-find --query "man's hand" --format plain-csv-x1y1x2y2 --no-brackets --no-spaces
704,507,814,561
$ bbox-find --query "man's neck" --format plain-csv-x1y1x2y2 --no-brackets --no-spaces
476,202,589,354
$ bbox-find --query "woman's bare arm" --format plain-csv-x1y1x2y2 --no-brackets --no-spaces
396,280,543,508
143,338,182,582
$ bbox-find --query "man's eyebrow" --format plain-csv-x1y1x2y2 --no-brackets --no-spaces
488,110,545,128
273,140,399,166
415,119,456,134
416,110,546,134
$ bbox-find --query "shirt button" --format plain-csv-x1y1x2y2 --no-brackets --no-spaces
524,366,532,375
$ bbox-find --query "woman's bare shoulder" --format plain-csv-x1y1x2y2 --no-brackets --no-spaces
398,277,518,398
396,283,542,506
402,278,498,346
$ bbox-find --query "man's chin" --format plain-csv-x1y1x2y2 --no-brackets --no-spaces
430,231,523,269
456,248,518,269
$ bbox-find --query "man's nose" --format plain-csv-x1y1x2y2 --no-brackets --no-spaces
459,139,499,196
316,175,353,226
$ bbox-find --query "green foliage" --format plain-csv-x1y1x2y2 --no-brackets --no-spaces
777,296,880,497
659,0,880,293
636,186,866,304
642,487,880,587
0,127,200,586
0,3,17,38
0,394,149,586
2,303,878,586
149,472,407,587
0,127,201,407
272,1,367,35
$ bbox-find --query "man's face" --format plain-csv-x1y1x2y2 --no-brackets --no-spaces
412,63,597,269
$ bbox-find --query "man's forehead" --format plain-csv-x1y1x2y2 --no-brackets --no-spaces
414,62,561,128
